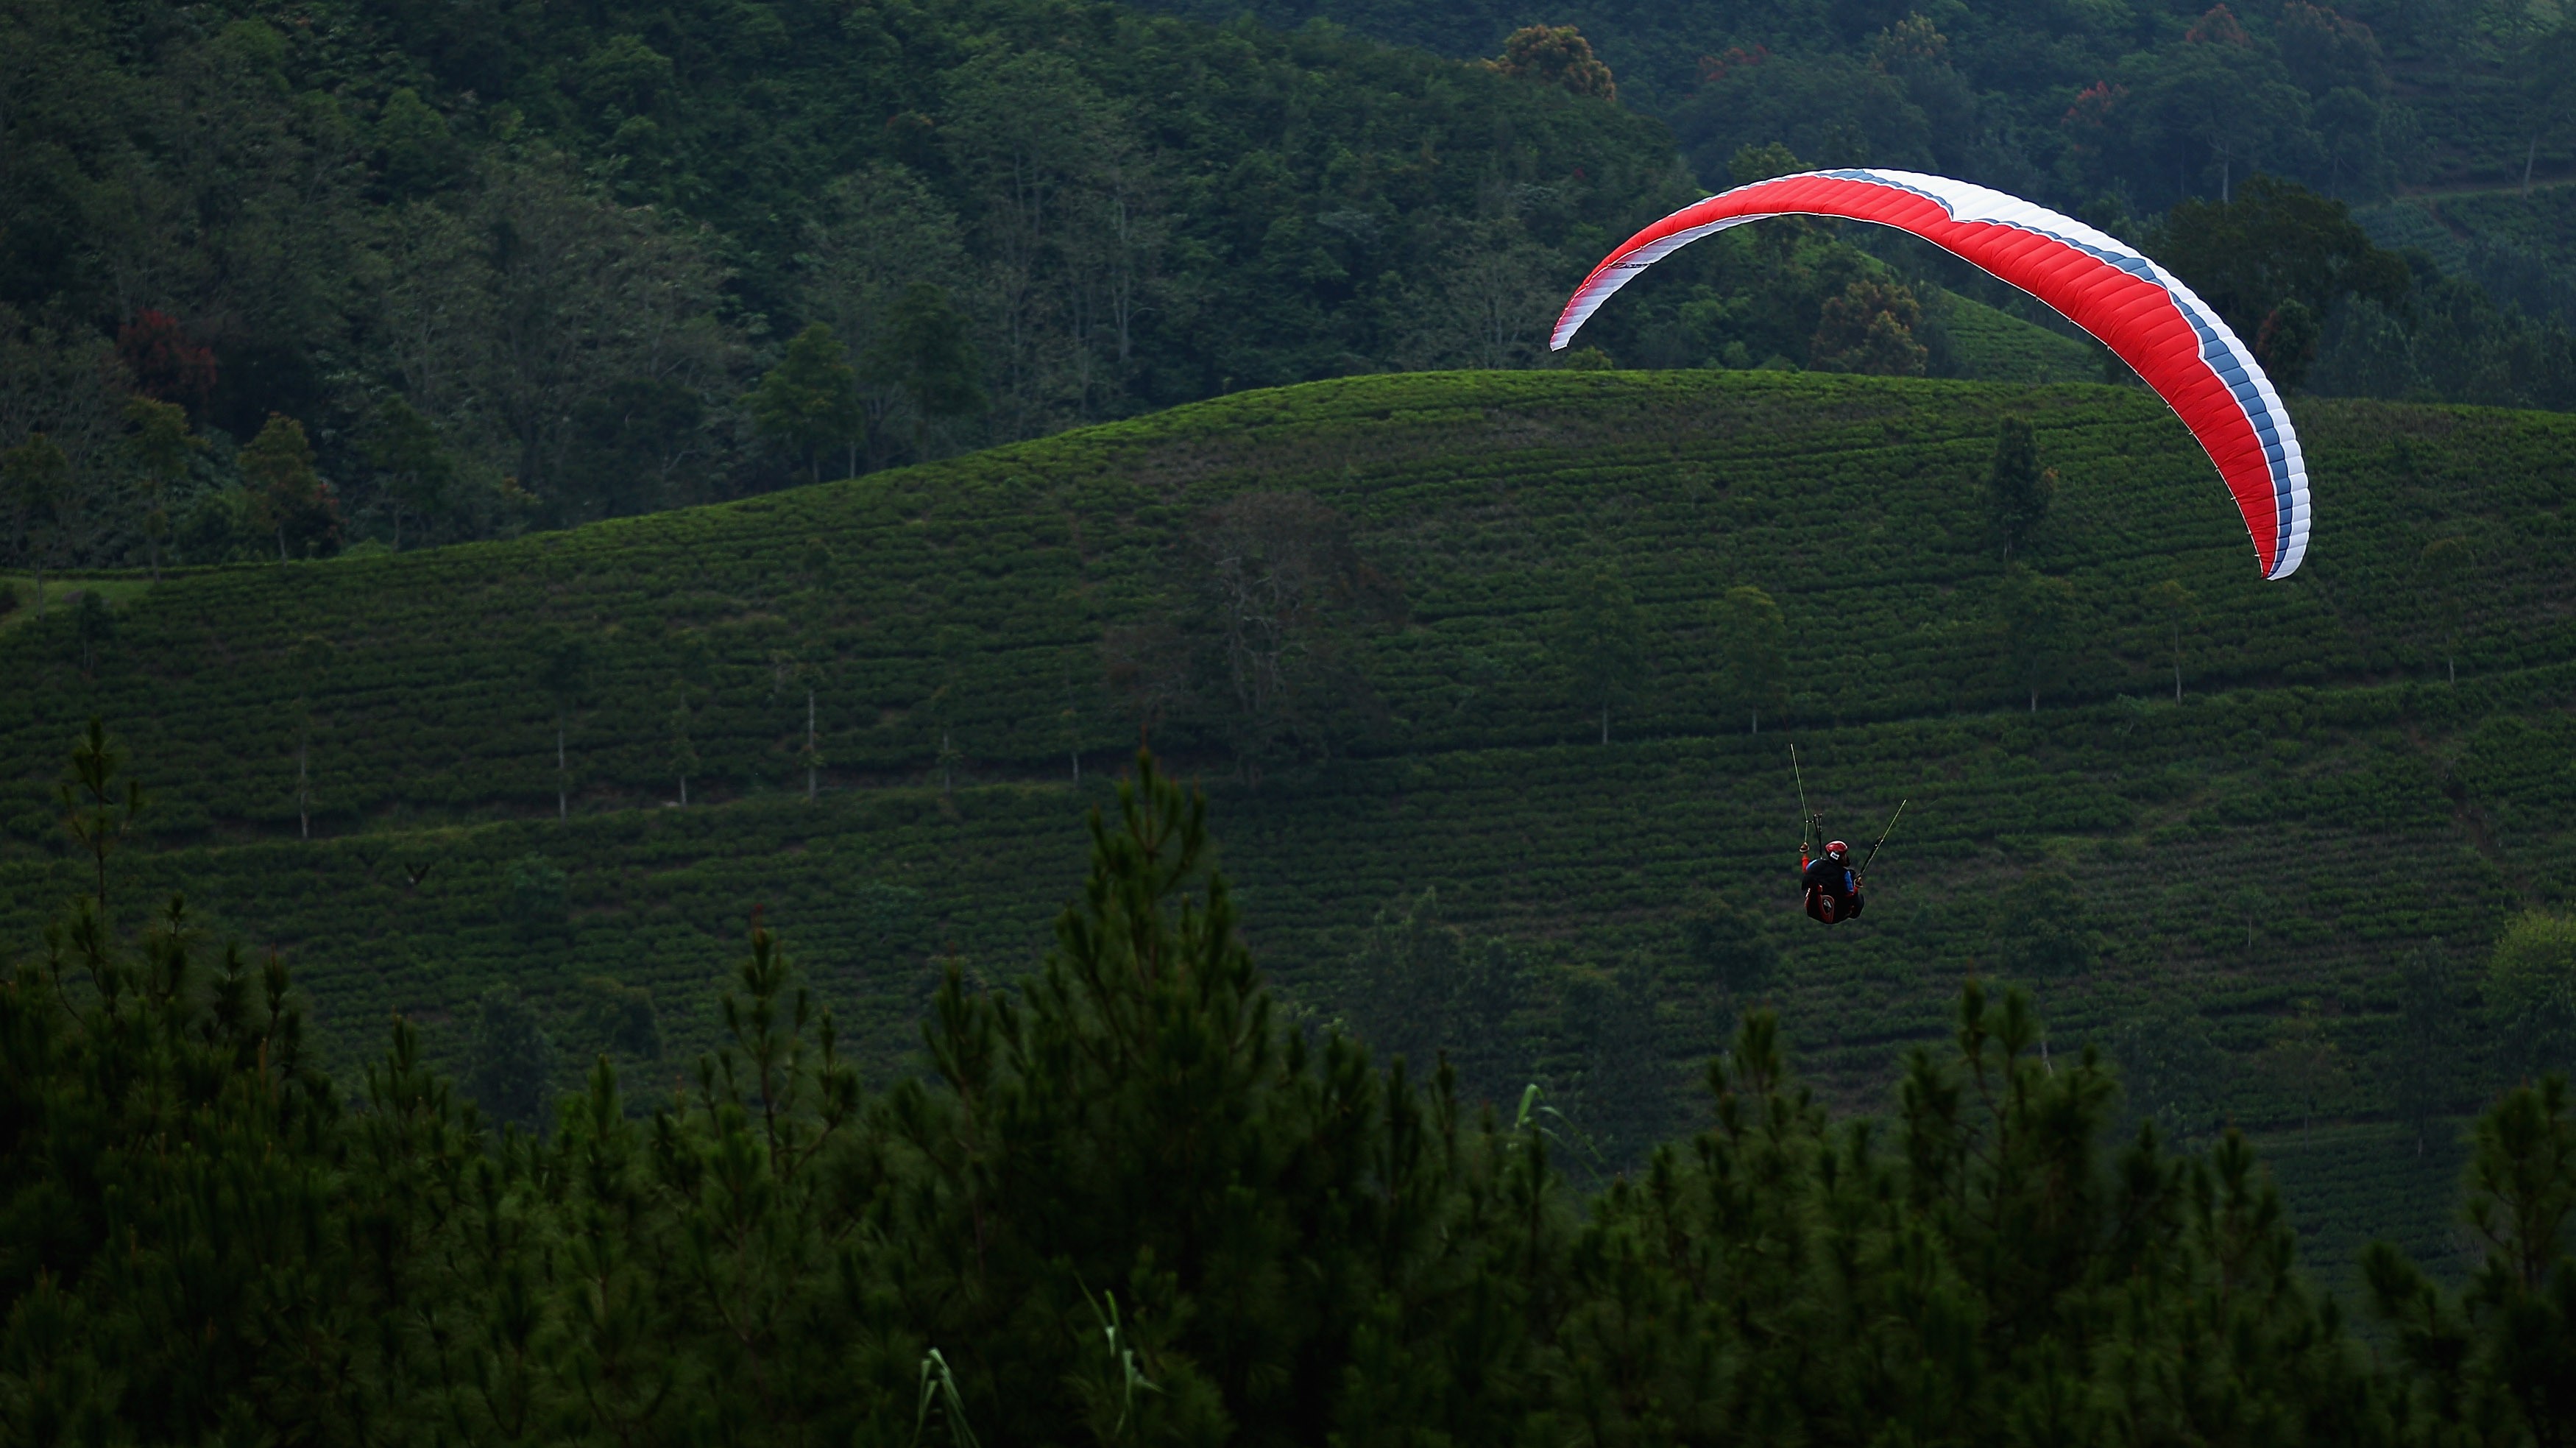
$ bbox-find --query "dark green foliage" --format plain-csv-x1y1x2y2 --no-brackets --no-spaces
238,415,340,562
32,739,2576,1441
506,852,569,933
68,590,110,677
0,0,1714,543
2488,911,2576,1084
2366,1076,2576,1447
2156,177,2413,386
1998,562,2076,711
1559,565,1645,744
749,322,866,484
1152,488,1406,774
11,368,2576,1276
1345,887,1529,1106
1986,863,2098,977
1713,582,1787,735
1678,894,1777,999
578,974,662,1060
858,283,986,460
0,435,68,607
1985,413,2053,563
361,397,455,551
2393,942,2470,1159
466,982,555,1127
2113,1000,2226,1142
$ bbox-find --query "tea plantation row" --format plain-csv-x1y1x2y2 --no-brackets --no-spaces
4,371,2569,848
5,369,2573,1284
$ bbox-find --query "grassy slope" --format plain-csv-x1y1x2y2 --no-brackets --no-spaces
7,369,2575,1279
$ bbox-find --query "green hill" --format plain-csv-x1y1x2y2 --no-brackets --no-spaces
8,368,2575,1280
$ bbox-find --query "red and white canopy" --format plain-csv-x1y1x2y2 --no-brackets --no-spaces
1553,169,2310,579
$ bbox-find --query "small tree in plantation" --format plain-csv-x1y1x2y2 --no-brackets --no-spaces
287,635,335,840
2393,942,2466,1158
1716,583,1788,734
1999,563,2076,711
1985,414,2054,563
2147,578,2198,702
533,629,595,822
1560,566,1645,744
669,628,712,805
70,590,113,677
771,649,826,803
2419,536,2473,684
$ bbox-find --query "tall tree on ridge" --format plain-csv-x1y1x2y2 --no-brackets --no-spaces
748,322,864,484
240,414,340,561
859,283,986,461
123,397,202,581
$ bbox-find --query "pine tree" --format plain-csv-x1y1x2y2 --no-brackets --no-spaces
57,717,145,922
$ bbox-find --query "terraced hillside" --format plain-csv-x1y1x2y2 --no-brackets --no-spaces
7,369,2575,1279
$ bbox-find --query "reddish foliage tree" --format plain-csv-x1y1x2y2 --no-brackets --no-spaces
1487,25,1616,102
2186,4,2252,46
116,311,217,413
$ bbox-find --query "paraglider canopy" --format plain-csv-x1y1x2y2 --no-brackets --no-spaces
1552,169,2310,580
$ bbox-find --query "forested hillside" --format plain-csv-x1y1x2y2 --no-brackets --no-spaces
10,368,2575,1279
1136,0,2575,195
10,0,2575,591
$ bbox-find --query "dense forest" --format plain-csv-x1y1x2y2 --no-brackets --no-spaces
6,0,2576,579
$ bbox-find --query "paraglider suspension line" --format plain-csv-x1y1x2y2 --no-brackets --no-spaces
1860,799,1908,880
1791,744,1819,857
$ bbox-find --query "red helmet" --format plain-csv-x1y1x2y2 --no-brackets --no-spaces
1826,840,1848,857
